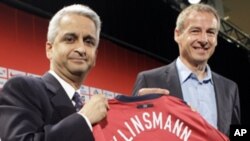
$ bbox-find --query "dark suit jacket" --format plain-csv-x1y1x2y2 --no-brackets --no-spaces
0,73,94,141
132,60,241,136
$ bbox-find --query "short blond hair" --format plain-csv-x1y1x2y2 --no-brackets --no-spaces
176,4,220,32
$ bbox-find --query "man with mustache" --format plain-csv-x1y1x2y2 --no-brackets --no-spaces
0,4,108,141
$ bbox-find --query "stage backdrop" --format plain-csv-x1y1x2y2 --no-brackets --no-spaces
0,3,164,98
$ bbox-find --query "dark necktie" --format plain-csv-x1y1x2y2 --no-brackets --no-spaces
72,92,83,111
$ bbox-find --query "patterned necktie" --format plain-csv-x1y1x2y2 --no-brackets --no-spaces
72,92,83,111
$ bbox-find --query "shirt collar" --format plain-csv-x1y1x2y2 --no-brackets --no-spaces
49,70,76,100
176,57,213,84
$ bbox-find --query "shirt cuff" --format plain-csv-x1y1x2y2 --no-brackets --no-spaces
77,112,93,131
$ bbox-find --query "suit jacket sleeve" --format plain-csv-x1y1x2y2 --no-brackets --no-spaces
0,76,93,141
132,72,148,96
232,84,241,125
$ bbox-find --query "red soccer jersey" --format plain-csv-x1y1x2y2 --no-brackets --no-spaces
93,94,229,141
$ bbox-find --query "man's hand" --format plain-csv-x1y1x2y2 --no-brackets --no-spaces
79,94,109,125
138,88,170,96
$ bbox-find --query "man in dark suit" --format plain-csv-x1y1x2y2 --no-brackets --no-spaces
0,4,108,141
132,4,240,136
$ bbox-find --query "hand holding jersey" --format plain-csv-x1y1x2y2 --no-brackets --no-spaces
138,88,170,96
79,94,109,125
138,88,197,112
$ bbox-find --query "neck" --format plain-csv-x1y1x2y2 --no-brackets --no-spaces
53,69,87,90
193,64,207,80
180,57,207,80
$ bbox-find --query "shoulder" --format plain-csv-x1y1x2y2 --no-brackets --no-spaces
0,75,48,107
138,61,176,76
1,75,46,98
212,72,237,86
5,75,43,88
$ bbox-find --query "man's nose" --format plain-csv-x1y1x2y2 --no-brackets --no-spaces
198,33,208,46
75,42,86,55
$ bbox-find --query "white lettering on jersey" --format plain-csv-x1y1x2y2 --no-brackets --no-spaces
112,111,192,141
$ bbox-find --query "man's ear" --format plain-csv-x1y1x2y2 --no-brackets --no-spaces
93,49,98,67
174,28,180,43
46,42,53,60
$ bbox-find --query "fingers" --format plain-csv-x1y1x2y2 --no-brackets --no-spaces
187,103,196,112
80,94,109,124
105,99,110,109
138,88,170,96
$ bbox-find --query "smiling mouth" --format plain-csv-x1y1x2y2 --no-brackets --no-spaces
70,58,87,63
194,47,209,50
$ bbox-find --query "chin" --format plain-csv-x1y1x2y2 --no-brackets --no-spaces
69,67,88,75
71,70,85,76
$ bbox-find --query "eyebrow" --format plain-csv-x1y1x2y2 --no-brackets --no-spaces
189,26,217,31
84,34,96,40
63,33,78,38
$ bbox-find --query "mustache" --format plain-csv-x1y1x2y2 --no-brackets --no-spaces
69,51,88,60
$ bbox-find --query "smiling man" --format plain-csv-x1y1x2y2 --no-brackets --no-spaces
132,4,241,137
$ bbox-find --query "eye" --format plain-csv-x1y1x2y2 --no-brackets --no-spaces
189,28,200,35
63,34,77,44
191,29,199,33
83,36,96,47
207,30,217,36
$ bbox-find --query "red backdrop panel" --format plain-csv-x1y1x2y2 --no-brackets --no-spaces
0,3,164,95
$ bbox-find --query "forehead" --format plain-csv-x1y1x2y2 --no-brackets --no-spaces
184,11,218,29
58,14,97,35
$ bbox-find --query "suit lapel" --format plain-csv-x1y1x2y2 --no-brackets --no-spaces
42,73,76,118
164,61,183,99
212,73,227,133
